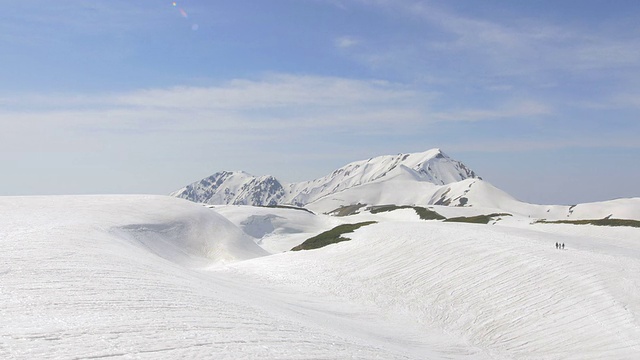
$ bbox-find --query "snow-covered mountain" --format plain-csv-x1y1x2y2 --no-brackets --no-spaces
173,171,287,207
172,148,640,220
172,148,479,207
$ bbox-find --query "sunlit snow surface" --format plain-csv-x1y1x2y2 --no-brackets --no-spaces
2,195,640,359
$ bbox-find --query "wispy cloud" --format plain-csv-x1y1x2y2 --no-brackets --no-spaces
569,93,640,111
0,75,426,148
0,73,555,154
431,100,552,122
444,137,640,154
337,0,640,78
116,74,417,110
335,36,360,49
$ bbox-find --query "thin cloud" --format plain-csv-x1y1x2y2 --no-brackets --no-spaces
115,74,419,110
612,94,640,110
0,75,430,150
335,36,360,49
431,101,552,122
338,0,640,76
443,137,640,153
0,73,553,154
570,93,640,111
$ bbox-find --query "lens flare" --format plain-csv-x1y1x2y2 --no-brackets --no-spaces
172,2,192,24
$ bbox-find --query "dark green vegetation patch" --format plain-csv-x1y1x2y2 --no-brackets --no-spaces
264,204,315,214
327,204,367,217
443,213,512,224
368,205,445,220
536,218,640,228
291,221,377,251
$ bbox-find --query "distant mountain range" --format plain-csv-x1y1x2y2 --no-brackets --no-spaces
172,148,640,220
171,149,476,206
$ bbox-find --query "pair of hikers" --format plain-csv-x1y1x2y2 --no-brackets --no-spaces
555,242,565,250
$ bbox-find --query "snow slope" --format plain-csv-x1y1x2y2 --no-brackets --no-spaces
0,195,267,266
230,220,640,359
3,195,640,359
0,195,480,359
306,177,640,220
430,180,640,220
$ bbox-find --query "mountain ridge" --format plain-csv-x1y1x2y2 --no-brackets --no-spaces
171,148,479,207
170,148,640,220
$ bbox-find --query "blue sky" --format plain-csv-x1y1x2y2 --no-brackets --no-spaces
1,0,638,204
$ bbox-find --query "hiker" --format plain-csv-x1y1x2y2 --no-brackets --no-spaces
562,243,565,250
555,242,558,249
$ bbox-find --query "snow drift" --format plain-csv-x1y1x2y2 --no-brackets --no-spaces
0,195,266,267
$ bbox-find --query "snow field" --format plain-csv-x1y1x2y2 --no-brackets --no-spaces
0,196,470,359
229,221,640,359
3,195,640,359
